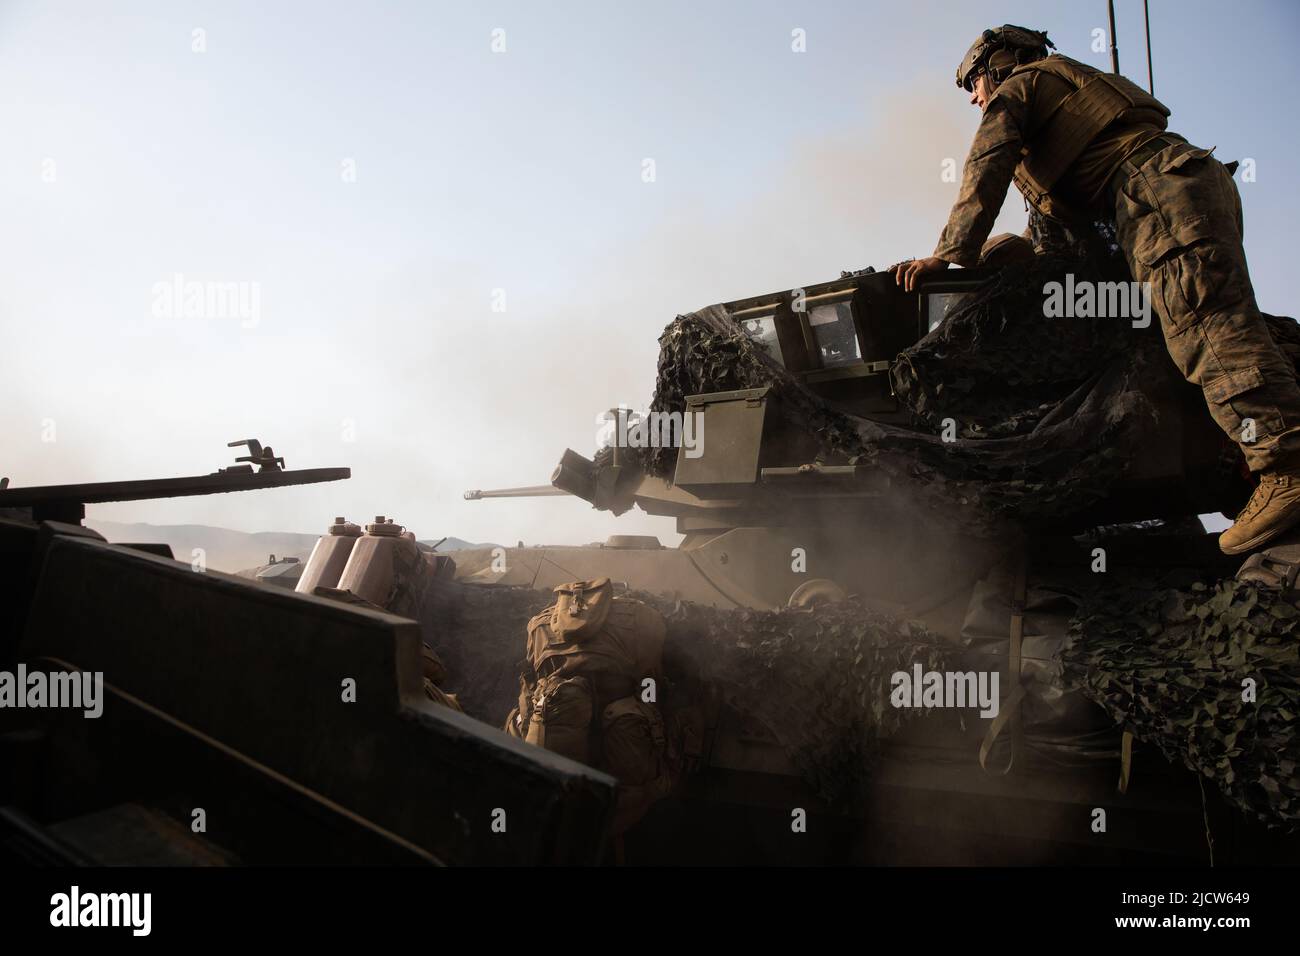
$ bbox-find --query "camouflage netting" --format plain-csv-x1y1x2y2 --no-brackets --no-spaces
433,571,1300,827
893,263,1140,439
431,584,952,807
644,592,952,807
1063,579,1300,829
638,254,1171,533
631,254,1300,534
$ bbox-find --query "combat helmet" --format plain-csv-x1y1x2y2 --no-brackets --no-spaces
956,24,1055,91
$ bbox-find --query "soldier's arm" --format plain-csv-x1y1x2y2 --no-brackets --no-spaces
932,77,1034,268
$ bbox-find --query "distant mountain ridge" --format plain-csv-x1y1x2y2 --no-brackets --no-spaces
85,520,492,573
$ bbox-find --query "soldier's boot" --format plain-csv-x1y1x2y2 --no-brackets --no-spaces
1219,472,1300,555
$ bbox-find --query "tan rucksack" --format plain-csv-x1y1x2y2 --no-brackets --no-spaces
512,582,679,832
549,577,614,641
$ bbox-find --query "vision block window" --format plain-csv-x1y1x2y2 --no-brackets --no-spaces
808,298,861,368
739,313,783,364
924,292,969,333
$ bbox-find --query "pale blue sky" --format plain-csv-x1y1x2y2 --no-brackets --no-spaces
2,1,1295,543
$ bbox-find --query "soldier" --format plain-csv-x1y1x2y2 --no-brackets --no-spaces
893,24,1300,554
420,643,463,712
504,577,675,835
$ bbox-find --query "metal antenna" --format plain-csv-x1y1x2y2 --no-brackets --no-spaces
1108,0,1121,74
1144,0,1155,93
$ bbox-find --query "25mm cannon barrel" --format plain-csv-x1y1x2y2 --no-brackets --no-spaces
463,485,569,501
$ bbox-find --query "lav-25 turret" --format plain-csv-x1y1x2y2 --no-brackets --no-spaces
460,265,1243,612
456,263,1299,864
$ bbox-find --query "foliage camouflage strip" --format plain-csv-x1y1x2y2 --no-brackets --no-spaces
1063,579,1300,829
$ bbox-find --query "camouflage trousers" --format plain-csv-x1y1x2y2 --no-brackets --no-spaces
1112,138,1300,473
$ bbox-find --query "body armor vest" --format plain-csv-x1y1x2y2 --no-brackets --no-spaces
1007,54,1170,219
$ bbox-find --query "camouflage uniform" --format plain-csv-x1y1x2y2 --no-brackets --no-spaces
935,53,1300,473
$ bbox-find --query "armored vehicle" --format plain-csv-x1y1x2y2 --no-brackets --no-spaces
459,265,1244,609
0,443,615,865
235,554,305,589
455,264,1297,864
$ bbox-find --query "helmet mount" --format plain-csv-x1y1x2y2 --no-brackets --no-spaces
957,24,1056,92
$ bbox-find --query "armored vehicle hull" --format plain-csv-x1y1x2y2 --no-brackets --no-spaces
0,457,616,866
